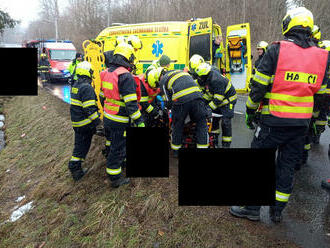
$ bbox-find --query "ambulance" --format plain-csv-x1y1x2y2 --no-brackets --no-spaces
94,17,224,74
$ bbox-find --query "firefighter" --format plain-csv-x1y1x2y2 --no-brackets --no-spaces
249,41,268,88
319,39,330,190
67,52,83,84
135,73,161,127
189,60,237,148
38,52,50,86
146,67,209,156
104,36,126,68
68,61,101,181
298,27,329,170
230,7,330,223
254,41,268,71
99,42,144,188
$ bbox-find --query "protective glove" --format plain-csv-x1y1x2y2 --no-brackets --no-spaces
245,113,256,130
328,116,330,128
137,122,145,127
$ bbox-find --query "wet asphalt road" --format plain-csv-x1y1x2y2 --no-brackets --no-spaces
44,81,330,248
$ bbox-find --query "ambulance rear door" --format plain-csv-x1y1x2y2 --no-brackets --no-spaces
188,17,213,64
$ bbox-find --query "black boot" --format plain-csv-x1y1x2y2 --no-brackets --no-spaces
69,161,87,181
111,176,130,188
222,141,231,148
269,207,282,223
229,206,260,221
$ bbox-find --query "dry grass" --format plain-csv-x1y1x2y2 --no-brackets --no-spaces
0,89,299,248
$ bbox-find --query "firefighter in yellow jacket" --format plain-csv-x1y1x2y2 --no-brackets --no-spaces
230,7,330,223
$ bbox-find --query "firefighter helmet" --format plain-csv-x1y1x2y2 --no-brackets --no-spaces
114,42,135,64
195,62,211,77
318,40,330,51
114,36,126,47
75,61,93,78
256,41,269,53
127,35,143,50
312,25,321,40
188,54,205,74
146,67,164,88
282,7,313,35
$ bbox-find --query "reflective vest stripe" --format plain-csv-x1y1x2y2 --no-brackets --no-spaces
70,98,83,107
168,72,190,89
254,71,271,86
197,143,209,148
72,118,92,127
209,101,217,110
105,98,126,107
246,96,259,109
140,96,150,102
172,86,201,101
123,93,137,102
275,190,290,202
130,110,141,120
146,105,154,113
315,120,327,125
106,140,111,146
225,81,232,94
104,112,129,123
106,167,122,175
83,100,96,108
171,143,182,150
265,92,313,102
222,136,232,142
214,94,224,101
102,81,113,90
88,111,99,121
304,144,311,150
70,156,83,161
99,90,105,98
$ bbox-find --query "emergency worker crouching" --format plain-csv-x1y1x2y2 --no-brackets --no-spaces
69,61,101,181
147,66,209,156
189,55,237,148
231,7,330,223
100,42,144,188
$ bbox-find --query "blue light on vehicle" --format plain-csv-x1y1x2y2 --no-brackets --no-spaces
62,85,71,104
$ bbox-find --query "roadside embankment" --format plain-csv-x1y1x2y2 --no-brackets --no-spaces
0,88,298,248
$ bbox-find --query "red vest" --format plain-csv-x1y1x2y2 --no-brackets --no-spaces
269,41,328,119
134,74,160,103
100,67,129,115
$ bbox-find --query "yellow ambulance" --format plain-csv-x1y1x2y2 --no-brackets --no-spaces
94,17,224,74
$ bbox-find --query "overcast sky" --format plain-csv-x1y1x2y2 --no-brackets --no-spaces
0,0,68,29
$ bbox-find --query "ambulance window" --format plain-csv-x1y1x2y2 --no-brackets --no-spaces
189,34,210,61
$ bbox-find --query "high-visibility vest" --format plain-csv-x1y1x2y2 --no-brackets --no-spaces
268,41,328,119
100,67,129,115
134,74,160,103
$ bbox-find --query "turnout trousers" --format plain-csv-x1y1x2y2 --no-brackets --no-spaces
248,124,307,212
69,128,94,172
171,99,209,150
212,101,236,147
104,118,126,181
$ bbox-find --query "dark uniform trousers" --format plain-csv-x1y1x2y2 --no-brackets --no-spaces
69,127,95,172
171,99,209,148
212,100,237,147
104,118,126,181
247,124,306,212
